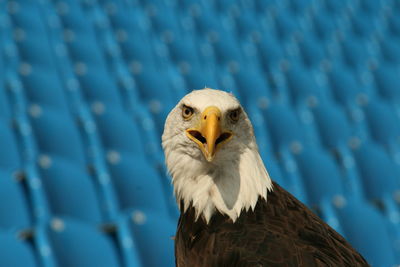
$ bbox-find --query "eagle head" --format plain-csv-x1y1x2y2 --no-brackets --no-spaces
162,89,272,223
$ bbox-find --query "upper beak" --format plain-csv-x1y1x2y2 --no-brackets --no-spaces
186,106,233,162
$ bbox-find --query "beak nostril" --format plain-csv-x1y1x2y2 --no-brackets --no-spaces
215,132,233,146
187,130,206,144
204,115,207,120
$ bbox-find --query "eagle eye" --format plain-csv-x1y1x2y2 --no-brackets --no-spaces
228,108,241,123
182,105,194,120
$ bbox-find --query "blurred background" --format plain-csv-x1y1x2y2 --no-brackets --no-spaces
0,0,400,266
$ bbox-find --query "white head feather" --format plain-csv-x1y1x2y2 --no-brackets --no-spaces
162,89,273,223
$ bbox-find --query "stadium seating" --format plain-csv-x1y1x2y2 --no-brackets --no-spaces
0,232,38,267
0,0,400,266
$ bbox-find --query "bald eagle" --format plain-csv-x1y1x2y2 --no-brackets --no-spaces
162,89,368,266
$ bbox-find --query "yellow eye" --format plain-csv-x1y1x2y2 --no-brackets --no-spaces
229,108,241,123
182,105,194,120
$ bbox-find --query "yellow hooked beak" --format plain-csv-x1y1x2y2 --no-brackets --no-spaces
186,106,233,162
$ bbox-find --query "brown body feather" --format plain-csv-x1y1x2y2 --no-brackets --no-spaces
175,182,369,267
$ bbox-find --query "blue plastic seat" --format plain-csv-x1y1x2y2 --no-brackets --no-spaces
168,34,201,67
55,0,90,30
262,104,308,202
29,106,87,166
311,12,337,41
373,65,400,102
0,170,31,231
379,37,400,65
256,34,287,70
107,153,170,216
350,11,378,38
0,120,22,172
134,69,176,134
312,103,354,149
297,34,327,68
0,87,10,120
337,201,397,266
78,66,123,108
295,147,346,232
212,32,244,66
66,31,106,66
21,67,69,112
94,109,145,156
327,66,370,139
45,217,121,267
353,142,400,201
235,10,261,40
38,156,103,224
296,148,346,206
0,231,38,267
16,31,55,68
274,10,299,40
233,67,271,108
312,103,365,198
285,65,329,107
183,65,220,90
151,7,181,36
263,104,306,153
363,99,400,147
127,210,175,267
340,38,375,70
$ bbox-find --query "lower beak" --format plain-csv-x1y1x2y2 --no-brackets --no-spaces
186,106,233,162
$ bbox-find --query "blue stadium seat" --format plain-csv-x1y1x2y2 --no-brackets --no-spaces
297,34,327,68
21,67,70,112
285,65,330,107
94,109,145,156
150,7,181,36
0,86,10,120
274,10,299,40
311,12,337,41
78,66,124,108
233,67,271,108
263,104,308,203
38,156,103,224
0,170,31,231
107,153,170,216
127,210,175,267
312,103,365,198
0,120,22,172
134,69,176,134
312,103,354,149
263,104,306,152
182,65,219,90
327,65,370,139
350,11,378,38
45,217,121,267
29,106,87,166
235,10,261,40
0,232,38,267
363,99,400,148
212,32,244,67
337,201,398,266
256,34,287,70
296,148,346,206
340,38,376,70
66,31,106,67
379,37,400,65
167,33,201,67
373,65,400,103
353,142,400,202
